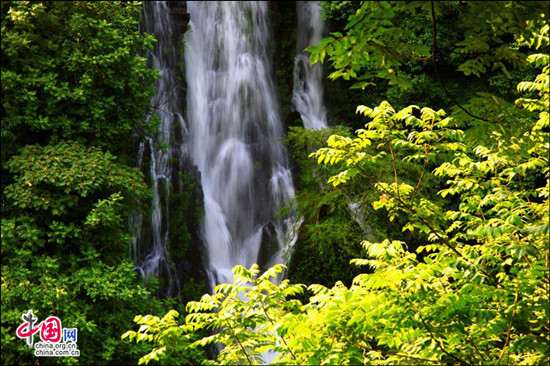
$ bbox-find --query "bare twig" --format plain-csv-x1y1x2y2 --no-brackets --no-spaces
411,157,427,209
411,114,435,209
378,349,447,364
367,175,498,286
496,290,519,365
224,318,252,365
387,135,401,200
400,291,472,366
167,344,195,365
466,334,487,362
258,298,299,363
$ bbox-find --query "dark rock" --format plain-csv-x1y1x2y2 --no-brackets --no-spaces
257,222,280,272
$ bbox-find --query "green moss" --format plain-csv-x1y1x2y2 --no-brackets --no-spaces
167,171,201,262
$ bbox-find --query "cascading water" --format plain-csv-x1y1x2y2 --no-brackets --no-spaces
292,2,373,239
293,1,327,130
132,1,196,297
185,1,297,290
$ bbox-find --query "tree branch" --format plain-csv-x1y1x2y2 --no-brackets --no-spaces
411,157,427,209
378,349,448,364
408,300,469,365
399,291,472,366
258,298,299,363
387,134,401,201
496,289,519,365
224,317,252,365
367,174,497,286
411,114,435,209
429,0,490,123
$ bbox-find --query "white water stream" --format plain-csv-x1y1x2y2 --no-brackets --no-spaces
293,1,327,130
185,1,297,290
132,1,190,297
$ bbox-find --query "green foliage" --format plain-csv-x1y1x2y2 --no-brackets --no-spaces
285,122,443,287
123,265,303,365
285,126,351,190
1,141,167,364
127,28,549,364
167,171,201,263
319,1,460,129
312,1,548,139
319,1,360,23
1,1,158,162
450,2,547,78
311,1,547,89
122,309,206,365
309,1,433,89
284,126,366,287
0,2,169,364
3,142,147,260
2,256,163,366
305,47,549,364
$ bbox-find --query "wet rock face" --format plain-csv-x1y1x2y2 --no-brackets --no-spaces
169,1,190,34
135,1,208,300
172,157,208,302
257,221,279,272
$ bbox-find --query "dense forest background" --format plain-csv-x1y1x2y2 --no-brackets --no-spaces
1,1,548,365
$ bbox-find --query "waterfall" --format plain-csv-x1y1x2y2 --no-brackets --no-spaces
293,3,372,241
293,1,327,130
132,1,195,298
185,1,297,290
